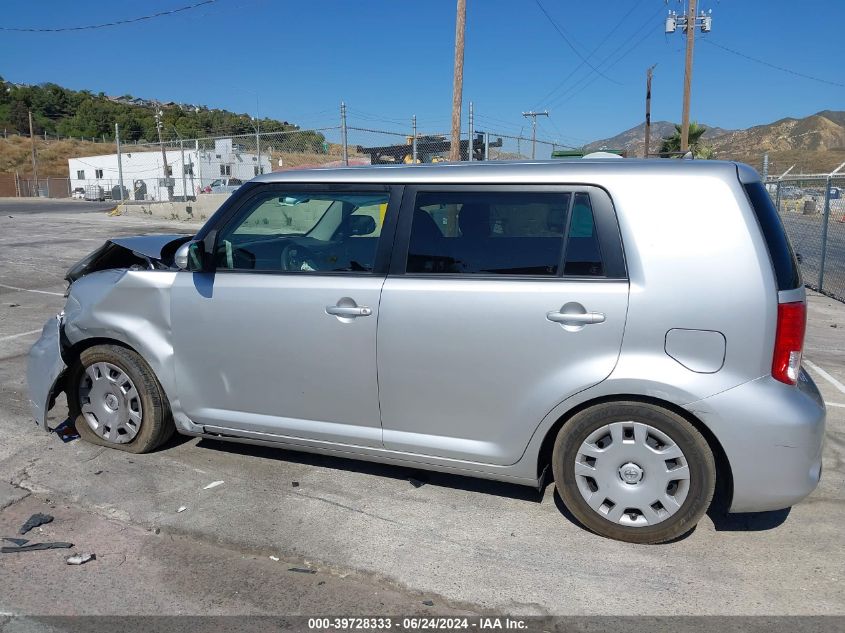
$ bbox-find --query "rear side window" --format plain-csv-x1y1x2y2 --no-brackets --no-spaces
744,182,801,290
406,191,605,277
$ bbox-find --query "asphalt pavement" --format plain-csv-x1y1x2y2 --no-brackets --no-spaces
0,201,844,618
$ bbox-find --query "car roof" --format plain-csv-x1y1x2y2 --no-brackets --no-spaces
251,159,759,185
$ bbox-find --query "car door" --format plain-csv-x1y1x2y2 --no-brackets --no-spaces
171,183,400,447
377,185,629,465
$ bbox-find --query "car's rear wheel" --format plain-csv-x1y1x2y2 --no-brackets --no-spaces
68,344,173,453
552,402,715,544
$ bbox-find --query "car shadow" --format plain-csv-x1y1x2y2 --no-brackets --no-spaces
706,485,792,531
194,437,544,503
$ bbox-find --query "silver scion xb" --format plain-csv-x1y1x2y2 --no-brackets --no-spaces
27,159,825,543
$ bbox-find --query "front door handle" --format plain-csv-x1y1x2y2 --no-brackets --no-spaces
546,311,606,325
326,305,373,317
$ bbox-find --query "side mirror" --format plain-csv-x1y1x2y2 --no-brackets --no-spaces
174,241,206,271
348,214,376,236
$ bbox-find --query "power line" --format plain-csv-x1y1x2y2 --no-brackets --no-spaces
0,1,217,32
701,39,845,89
533,0,620,86
532,0,645,109
545,6,663,111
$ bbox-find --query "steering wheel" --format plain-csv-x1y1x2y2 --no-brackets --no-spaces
280,243,318,272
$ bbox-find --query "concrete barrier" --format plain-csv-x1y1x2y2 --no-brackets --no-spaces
114,194,229,221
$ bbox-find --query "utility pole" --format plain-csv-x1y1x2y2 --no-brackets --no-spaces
468,101,474,161
154,109,173,200
340,101,349,166
412,115,418,163
28,110,38,194
522,111,548,160
644,65,656,158
115,123,125,201
665,1,712,152
449,0,467,161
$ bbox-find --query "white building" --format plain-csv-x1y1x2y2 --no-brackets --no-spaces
68,139,271,202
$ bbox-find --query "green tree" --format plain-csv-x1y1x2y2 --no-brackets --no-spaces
659,121,711,158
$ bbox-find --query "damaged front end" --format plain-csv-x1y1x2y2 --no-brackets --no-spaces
26,234,191,431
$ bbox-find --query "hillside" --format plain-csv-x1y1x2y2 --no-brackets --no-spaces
585,121,733,155
0,78,318,145
587,110,845,173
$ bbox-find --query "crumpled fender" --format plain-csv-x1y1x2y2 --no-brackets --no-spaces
26,314,66,430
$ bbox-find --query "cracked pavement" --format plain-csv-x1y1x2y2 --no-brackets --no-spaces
0,200,844,617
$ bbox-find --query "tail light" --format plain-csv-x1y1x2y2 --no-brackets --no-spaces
772,301,806,385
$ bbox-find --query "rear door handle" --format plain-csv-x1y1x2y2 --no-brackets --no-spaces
326,305,373,317
546,311,606,325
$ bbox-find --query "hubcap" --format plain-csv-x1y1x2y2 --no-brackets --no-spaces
78,362,142,444
573,421,690,527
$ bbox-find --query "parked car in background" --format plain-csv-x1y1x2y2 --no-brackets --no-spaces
202,178,243,194
27,159,824,544
71,187,85,200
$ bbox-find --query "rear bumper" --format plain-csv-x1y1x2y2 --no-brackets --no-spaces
684,368,825,513
26,314,67,431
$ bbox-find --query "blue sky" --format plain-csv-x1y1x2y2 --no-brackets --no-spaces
2,0,843,145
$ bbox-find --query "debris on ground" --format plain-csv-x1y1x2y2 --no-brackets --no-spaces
408,473,428,488
8,303,20,307
66,553,96,565
2,542,73,553
53,419,79,443
176,506,187,513
94,470,103,475
422,600,434,606
203,481,224,490
288,567,317,574
3,537,29,546
19,512,54,535
269,556,280,562
291,481,299,488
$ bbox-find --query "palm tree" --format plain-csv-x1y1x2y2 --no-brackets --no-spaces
659,122,709,157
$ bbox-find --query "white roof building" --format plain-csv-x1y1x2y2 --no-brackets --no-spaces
68,139,271,201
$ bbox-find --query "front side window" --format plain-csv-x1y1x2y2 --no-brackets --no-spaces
215,189,389,273
406,190,603,276
95,169,103,179
76,170,85,179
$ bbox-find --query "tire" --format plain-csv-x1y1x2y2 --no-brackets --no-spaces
68,344,174,454
552,401,715,544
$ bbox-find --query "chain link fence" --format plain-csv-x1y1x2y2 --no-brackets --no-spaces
769,175,845,302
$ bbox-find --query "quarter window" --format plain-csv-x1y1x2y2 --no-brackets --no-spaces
215,190,388,273
406,191,605,277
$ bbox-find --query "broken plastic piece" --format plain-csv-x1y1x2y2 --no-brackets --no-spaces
2,542,73,553
2,537,29,546
422,600,434,607
203,481,224,490
19,513,54,535
53,419,79,443
176,506,187,513
66,553,96,565
288,567,316,574
291,481,300,488
269,555,280,561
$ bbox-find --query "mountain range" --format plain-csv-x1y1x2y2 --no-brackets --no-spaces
586,110,845,174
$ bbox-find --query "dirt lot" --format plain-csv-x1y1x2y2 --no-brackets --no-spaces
1,199,844,621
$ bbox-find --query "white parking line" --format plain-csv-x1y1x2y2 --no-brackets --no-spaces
0,329,41,342
825,402,845,408
0,283,64,297
805,360,845,395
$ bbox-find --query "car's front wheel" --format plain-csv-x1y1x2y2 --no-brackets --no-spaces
552,402,715,544
68,344,173,453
